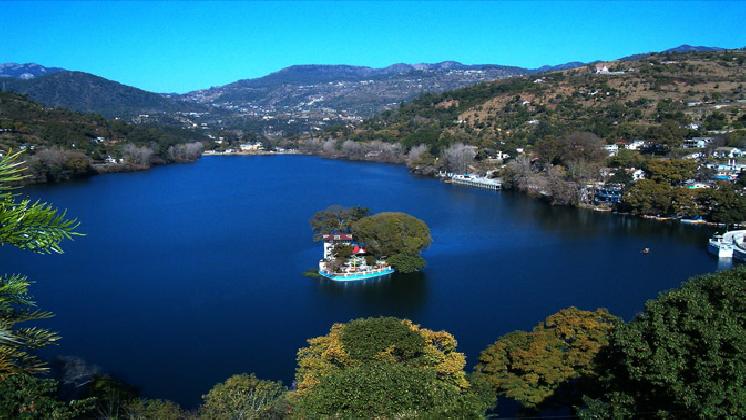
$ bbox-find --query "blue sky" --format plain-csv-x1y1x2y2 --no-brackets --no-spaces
2,1,746,93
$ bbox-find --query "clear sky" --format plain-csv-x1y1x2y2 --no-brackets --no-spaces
2,1,745,93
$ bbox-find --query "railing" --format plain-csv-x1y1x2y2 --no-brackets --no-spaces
320,266,393,277
448,175,502,190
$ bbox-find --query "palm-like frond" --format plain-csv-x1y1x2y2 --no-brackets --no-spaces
0,274,60,376
0,152,80,377
0,150,82,254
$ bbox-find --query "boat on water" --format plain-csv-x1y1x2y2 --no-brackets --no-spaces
319,265,395,281
318,234,395,281
707,230,746,259
681,216,707,225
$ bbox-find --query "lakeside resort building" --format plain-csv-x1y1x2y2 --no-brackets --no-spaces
319,233,394,281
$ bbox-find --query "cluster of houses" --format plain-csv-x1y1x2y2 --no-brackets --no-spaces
592,135,746,206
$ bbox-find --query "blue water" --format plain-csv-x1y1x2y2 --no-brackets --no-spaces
0,156,720,408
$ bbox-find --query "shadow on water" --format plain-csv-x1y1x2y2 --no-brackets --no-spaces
500,189,717,246
313,271,428,317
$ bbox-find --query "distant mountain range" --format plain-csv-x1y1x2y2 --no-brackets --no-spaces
0,44,735,123
1,71,204,118
619,44,725,61
0,63,65,79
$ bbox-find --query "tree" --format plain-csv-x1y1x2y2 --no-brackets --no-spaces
0,373,93,419
442,143,477,173
309,205,370,241
536,132,606,169
647,120,686,148
122,143,154,166
474,308,619,409
644,159,696,185
200,373,287,419
124,398,185,420
0,151,81,377
701,185,746,225
620,179,675,216
581,267,746,418
0,274,60,377
351,212,432,273
293,317,490,418
0,151,88,417
83,374,139,418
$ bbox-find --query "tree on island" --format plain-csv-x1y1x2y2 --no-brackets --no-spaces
311,206,432,273
309,205,370,241
292,317,492,418
352,212,432,273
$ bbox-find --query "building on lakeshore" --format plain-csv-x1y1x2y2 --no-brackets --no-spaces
318,233,393,281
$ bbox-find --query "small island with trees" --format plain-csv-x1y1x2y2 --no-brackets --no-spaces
310,205,432,280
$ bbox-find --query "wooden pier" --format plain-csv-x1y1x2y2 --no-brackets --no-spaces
447,174,502,190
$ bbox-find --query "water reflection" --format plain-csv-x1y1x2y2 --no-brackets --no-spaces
314,272,428,316
518,192,715,246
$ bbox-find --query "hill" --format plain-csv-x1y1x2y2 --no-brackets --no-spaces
1,71,204,118
348,49,746,153
0,63,65,79
179,61,532,119
0,92,208,183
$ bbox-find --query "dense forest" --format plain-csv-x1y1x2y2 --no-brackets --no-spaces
0,92,208,183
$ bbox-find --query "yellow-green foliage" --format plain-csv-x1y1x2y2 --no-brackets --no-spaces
474,307,620,408
125,398,185,420
293,317,489,418
200,373,287,419
295,317,468,393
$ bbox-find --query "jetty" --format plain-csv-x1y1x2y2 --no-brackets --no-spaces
447,174,502,191
708,230,746,259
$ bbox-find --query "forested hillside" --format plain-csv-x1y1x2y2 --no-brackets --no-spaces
2,71,203,117
0,92,207,183
296,49,746,222
350,49,746,153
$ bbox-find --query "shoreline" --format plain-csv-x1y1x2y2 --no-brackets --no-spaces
23,150,733,229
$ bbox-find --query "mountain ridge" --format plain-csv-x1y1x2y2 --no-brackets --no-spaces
0,44,735,125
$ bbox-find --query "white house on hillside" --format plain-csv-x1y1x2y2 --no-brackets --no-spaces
712,147,743,159
604,144,619,156
625,140,647,150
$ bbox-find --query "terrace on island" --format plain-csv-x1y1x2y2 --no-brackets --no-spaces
318,233,394,281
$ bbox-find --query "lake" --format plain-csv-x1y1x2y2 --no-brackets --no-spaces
0,155,722,408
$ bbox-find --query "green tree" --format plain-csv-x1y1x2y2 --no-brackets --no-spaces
0,274,59,377
581,267,746,418
0,373,93,419
474,308,619,409
83,374,139,418
124,398,185,420
0,151,81,378
644,159,696,185
0,151,88,418
620,179,675,216
351,212,432,273
309,205,370,241
200,373,287,419
293,317,490,417
701,185,746,224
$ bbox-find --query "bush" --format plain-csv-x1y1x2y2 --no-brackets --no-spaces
200,373,287,419
294,317,490,418
582,267,746,418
